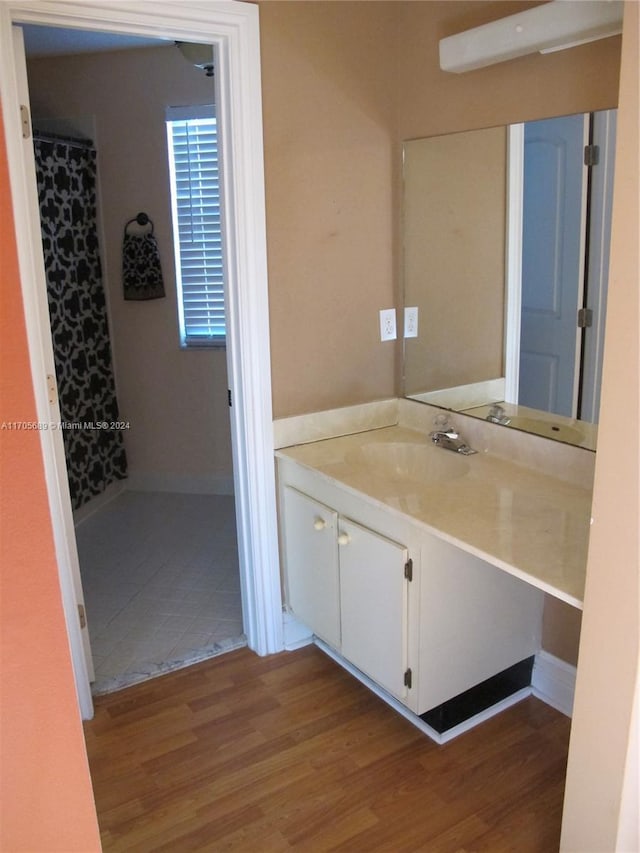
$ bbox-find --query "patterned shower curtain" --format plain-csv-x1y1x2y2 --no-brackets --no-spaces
34,135,127,509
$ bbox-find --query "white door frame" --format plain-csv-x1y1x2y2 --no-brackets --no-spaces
504,122,524,405
580,109,617,423
0,0,284,720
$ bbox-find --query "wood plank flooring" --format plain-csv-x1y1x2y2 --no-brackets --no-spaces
83,645,571,852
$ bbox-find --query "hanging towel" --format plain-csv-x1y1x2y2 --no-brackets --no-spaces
122,213,165,300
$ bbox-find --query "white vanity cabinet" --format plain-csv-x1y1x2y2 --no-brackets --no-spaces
336,516,410,701
277,452,545,731
282,486,411,701
282,486,341,648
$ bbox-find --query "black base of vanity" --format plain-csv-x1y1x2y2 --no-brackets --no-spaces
420,656,535,734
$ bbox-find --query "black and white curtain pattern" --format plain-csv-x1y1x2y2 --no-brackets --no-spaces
34,136,127,509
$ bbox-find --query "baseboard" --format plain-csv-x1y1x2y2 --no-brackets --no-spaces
73,479,126,527
73,473,236,526
125,471,235,496
282,610,313,650
532,650,577,717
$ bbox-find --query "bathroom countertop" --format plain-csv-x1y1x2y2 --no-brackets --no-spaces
276,425,592,608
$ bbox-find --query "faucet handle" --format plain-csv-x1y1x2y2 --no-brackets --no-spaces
437,428,459,439
433,412,451,428
432,412,458,439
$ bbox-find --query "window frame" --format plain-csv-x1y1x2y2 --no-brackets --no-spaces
166,103,226,349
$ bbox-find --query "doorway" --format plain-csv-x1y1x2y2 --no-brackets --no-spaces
0,1,283,720
25,28,249,694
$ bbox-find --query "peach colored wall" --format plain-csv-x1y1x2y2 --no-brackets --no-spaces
260,1,397,417
542,597,583,664
0,107,101,851
27,46,233,492
561,2,639,848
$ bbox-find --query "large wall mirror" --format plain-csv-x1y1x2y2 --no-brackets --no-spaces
402,110,617,451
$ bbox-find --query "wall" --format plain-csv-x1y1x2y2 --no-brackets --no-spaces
542,596,583,663
0,107,101,852
561,2,639,848
27,45,233,494
259,1,397,417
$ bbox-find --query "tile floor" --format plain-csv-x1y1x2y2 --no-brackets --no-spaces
75,490,246,695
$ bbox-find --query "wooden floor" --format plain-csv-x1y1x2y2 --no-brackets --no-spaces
84,645,571,852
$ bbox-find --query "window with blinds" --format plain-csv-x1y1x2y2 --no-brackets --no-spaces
166,105,225,347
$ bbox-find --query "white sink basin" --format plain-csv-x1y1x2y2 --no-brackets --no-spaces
347,441,470,484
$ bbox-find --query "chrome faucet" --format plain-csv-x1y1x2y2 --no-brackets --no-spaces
486,404,511,425
430,426,477,455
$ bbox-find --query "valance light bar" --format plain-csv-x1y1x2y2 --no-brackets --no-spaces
439,0,623,73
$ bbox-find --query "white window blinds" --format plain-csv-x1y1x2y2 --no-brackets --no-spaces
166,105,225,347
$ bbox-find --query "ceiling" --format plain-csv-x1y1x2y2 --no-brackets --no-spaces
21,24,169,57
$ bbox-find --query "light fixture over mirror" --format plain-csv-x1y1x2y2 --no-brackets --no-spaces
439,0,623,73
175,41,214,77
402,110,617,452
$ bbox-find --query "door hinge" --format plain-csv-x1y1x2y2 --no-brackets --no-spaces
584,144,600,167
404,558,413,581
578,307,593,329
19,104,31,139
404,668,412,689
228,388,232,407
46,373,57,405
78,604,87,629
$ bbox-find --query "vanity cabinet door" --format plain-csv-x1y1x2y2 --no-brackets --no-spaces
282,486,341,649
339,517,409,701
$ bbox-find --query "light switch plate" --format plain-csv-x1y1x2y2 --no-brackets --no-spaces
404,306,419,338
379,308,396,341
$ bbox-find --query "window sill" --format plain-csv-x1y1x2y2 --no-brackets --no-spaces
180,341,227,351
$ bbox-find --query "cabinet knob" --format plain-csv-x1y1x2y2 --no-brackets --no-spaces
337,532,351,546
313,518,327,531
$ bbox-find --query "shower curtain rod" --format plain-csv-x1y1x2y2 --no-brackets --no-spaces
33,129,94,150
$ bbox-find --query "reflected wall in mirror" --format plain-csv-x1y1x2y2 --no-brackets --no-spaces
403,111,617,451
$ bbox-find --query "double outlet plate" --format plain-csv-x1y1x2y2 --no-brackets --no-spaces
380,307,418,341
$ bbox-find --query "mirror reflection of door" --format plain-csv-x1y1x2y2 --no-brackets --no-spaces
518,111,616,421
519,113,586,417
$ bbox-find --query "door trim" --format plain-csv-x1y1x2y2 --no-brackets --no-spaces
580,109,617,423
0,0,283,720
504,122,524,405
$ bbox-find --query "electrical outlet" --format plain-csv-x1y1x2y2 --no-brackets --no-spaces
404,306,419,338
379,308,396,341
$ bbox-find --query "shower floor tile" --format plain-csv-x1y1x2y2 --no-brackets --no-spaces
75,490,246,694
